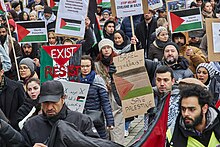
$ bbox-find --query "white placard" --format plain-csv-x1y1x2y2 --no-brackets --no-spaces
55,0,88,38
60,80,90,113
115,0,144,17
212,23,220,53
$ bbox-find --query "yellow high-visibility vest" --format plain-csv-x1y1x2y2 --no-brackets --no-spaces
167,129,220,147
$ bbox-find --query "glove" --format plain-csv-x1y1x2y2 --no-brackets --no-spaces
108,63,117,76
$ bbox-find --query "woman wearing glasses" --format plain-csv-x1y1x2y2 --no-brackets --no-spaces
19,57,38,91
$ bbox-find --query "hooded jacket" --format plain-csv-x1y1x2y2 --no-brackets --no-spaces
167,107,220,147
172,32,207,74
145,56,194,86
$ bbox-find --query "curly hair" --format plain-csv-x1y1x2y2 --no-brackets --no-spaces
179,84,212,108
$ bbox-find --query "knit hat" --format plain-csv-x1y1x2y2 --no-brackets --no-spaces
163,42,179,53
19,58,35,73
196,63,216,78
11,1,20,9
156,26,167,36
44,6,52,14
102,9,111,15
98,38,114,51
22,43,32,47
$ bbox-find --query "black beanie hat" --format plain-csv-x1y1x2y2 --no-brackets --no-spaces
163,42,179,54
44,6,52,14
12,2,20,9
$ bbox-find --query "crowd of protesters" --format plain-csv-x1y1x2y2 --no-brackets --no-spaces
0,0,219,146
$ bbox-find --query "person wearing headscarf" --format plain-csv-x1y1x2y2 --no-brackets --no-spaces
196,63,220,104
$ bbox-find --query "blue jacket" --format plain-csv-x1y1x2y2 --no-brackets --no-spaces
85,75,114,127
120,14,142,39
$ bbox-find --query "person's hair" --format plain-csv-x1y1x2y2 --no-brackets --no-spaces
0,25,8,32
81,55,95,70
157,18,168,27
26,78,40,89
155,65,174,79
179,84,212,108
18,11,29,21
201,1,211,10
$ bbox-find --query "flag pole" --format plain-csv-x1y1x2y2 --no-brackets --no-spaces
130,16,137,51
5,15,20,81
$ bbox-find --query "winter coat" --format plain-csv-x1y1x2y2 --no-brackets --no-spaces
148,39,170,61
209,74,220,105
135,17,157,57
0,119,24,147
167,107,220,147
179,45,207,74
84,75,114,138
145,56,194,86
21,104,100,146
47,120,122,147
120,15,142,39
0,76,25,130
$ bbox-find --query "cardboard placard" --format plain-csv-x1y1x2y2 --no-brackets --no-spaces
111,0,148,17
206,18,220,61
113,49,155,118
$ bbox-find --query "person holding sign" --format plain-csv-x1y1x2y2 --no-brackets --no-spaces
135,9,157,58
95,39,124,145
80,55,114,139
113,30,141,55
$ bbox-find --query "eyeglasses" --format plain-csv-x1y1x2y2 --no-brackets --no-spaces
19,66,29,70
81,65,91,68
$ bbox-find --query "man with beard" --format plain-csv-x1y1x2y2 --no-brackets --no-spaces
0,25,22,80
21,80,100,146
40,6,56,31
172,32,207,74
144,66,180,131
135,8,157,58
166,84,220,147
145,42,193,86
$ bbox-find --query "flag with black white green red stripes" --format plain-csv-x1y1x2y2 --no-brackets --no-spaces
16,20,48,43
47,0,59,11
168,7,203,33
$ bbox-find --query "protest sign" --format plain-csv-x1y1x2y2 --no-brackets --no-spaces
60,80,89,113
40,44,82,83
16,20,48,43
168,7,203,33
113,49,155,118
148,0,163,10
111,0,148,17
166,0,186,11
206,18,220,61
55,0,88,38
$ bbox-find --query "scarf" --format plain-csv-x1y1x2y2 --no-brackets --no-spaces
154,39,169,49
202,10,214,19
101,56,111,66
80,70,96,84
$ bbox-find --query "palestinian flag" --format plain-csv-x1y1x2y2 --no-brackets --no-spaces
76,96,85,102
40,45,81,83
16,21,48,43
60,18,81,32
0,1,6,14
48,0,59,11
100,0,111,8
132,93,171,147
169,7,203,33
